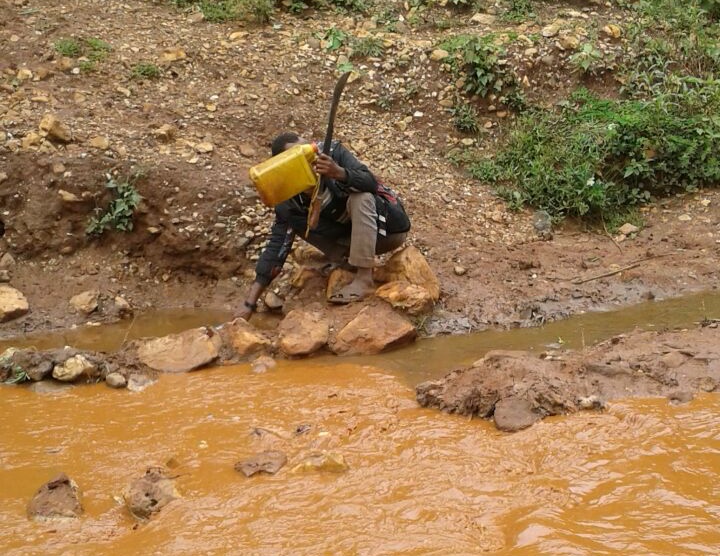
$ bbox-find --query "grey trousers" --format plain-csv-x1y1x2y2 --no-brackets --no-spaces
305,192,406,268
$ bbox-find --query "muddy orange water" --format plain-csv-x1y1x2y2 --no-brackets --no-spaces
1,362,719,555
2,292,720,555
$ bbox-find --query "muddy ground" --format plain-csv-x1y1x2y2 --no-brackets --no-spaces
1,0,719,343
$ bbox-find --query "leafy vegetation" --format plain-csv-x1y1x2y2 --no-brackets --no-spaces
172,0,273,23
350,36,384,58
450,100,480,133
87,175,143,236
130,62,162,79
439,34,518,100
502,0,534,23
1,353,28,385
54,37,112,71
471,86,720,219
321,27,347,51
54,38,82,57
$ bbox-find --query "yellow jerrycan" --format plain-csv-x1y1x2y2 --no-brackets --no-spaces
249,143,319,207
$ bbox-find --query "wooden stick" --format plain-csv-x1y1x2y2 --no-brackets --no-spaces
571,253,672,285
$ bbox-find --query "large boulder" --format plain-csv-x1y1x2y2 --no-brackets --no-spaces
278,309,329,356
218,319,272,359
124,467,178,520
137,327,222,372
374,281,434,315
0,285,29,322
331,304,417,355
27,473,83,520
374,246,440,301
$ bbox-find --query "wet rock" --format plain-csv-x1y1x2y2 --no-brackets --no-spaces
28,473,83,520
127,373,156,392
278,309,329,356
137,327,222,372
52,354,97,382
26,359,53,381
234,451,287,477
331,304,416,355
493,397,541,432
577,395,606,410
39,114,72,143
374,281,434,315
251,354,276,374
219,319,272,359
374,246,440,301
113,295,133,318
69,290,100,315
668,391,694,405
660,351,687,369
105,372,127,388
124,467,178,520
264,291,284,311
0,285,29,322
29,381,75,395
291,451,348,473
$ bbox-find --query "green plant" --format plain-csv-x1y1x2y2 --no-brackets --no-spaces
450,100,480,133
172,0,273,23
322,27,347,51
351,36,384,58
87,175,143,236
503,0,534,22
286,0,308,13
329,0,367,13
465,86,720,220
131,62,162,79
570,43,611,75
440,34,517,99
0,353,28,384
54,38,82,57
337,60,355,74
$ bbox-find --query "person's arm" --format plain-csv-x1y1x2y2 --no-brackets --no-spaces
315,142,378,193
237,209,296,320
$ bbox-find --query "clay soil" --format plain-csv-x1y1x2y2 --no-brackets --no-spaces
1,0,719,341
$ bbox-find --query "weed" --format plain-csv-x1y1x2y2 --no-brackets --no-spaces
322,27,347,51
131,62,162,79
351,36,384,58
329,0,367,13
570,43,613,75
54,38,82,57
337,60,355,74
376,94,393,110
502,0,534,23
286,0,308,13
172,0,273,23
439,34,518,99
87,175,143,236
466,86,720,220
450,100,480,133
0,353,28,384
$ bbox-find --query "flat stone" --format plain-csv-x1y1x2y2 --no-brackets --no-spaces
291,451,348,473
235,451,287,477
137,327,222,372
219,319,272,359
278,309,329,356
27,473,83,520
493,397,541,432
0,285,29,322
332,304,417,355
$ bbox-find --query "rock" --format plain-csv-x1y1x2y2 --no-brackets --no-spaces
291,451,348,473
58,189,81,202
153,124,177,143
52,354,97,382
127,373,155,392
0,253,16,268
678,214,692,222
137,327,222,372
251,354,276,374
88,136,109,150
278,309,329,356
332,304,417,355
470,13,496,25
219,319,272,359
430,49,449,61
69,290,100,315
493,397,541,432
105,372,127,388
39,114,72,143
602,24,622,39
22,132,43,149
557,34,580,51
195,142,213,153
0,172,6,183
0,269,10,282
668,391,694,405
374,246,440,301
113,295,133,318
27,359,53,381
234,451,287,477
0,285,29,322
542,23,561,38
325,268,354,299
617,223,639,236
124,467,178,520
264,291,284,311
160,47,186,63
374,281,434,315
27,473,83,520
239,143,257,157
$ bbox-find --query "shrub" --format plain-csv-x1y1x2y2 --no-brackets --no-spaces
87,175,143,236
351,36,384,58
130,62,162,79
54,38,82,57
471,86,720,219
439,34,518,100
450,100,480,133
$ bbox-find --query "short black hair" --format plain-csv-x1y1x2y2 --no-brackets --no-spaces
271,132,300,156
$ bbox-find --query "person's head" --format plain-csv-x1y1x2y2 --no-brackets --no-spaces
270,132,307,156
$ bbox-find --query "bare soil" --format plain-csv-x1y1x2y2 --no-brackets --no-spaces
1,0,719,341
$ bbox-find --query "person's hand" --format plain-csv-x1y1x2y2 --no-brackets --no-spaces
235,304,253,322
314,154,346,181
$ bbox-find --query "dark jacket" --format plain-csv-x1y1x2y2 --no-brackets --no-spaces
254,141,410,286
